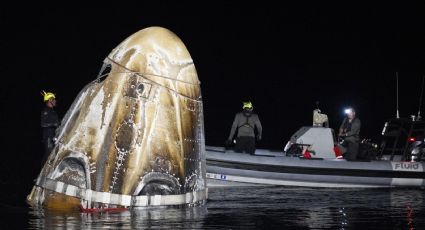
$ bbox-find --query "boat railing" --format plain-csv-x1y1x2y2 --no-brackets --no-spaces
378,118,425,161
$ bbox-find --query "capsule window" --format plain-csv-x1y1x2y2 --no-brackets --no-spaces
137,84,144,95
137,82,152,99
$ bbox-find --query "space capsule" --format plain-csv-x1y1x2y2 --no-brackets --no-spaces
27,27,207,210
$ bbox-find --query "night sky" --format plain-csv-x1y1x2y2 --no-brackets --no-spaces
1,3,425,181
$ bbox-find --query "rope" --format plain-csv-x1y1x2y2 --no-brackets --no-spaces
105,57,200,85
93,57,201,100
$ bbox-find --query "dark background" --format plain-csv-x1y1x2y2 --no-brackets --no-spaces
1,3,425,207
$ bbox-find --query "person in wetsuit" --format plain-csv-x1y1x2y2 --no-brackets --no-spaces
40,91,59,165
338,107,361,161
227,101,262,155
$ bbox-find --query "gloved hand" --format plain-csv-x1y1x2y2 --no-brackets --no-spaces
225,139,232,146
256,135,261,141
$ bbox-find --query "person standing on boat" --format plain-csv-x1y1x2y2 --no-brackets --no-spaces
226,101,263,155
338,107,361,161
40,91,59,166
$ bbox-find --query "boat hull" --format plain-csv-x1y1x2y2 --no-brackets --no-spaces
206,147,425,188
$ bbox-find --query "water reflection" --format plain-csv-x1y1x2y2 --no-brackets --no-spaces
26,186,425,229
390,189,424,230
29,206,207,229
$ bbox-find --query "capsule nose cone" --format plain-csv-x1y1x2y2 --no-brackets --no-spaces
109,26,200,87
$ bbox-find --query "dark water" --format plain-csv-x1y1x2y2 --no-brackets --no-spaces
1,185,424,229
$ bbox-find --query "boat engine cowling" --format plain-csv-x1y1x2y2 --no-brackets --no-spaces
408,140,425,162
284,126,336,159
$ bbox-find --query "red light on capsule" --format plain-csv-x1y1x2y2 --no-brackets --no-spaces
408,137,416,142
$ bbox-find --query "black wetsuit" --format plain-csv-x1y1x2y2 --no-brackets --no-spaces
41,106,59,165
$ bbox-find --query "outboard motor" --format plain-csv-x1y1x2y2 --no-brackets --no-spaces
407,139,425,162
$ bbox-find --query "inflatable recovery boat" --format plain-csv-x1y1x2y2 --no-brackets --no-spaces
206,118,425,188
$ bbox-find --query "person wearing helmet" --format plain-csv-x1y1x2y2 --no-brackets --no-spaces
338,107,361,161
40,91,59,165
226,101,262,155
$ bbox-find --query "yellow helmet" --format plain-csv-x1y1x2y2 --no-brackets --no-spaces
41,90,56,102
242,101,253,110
